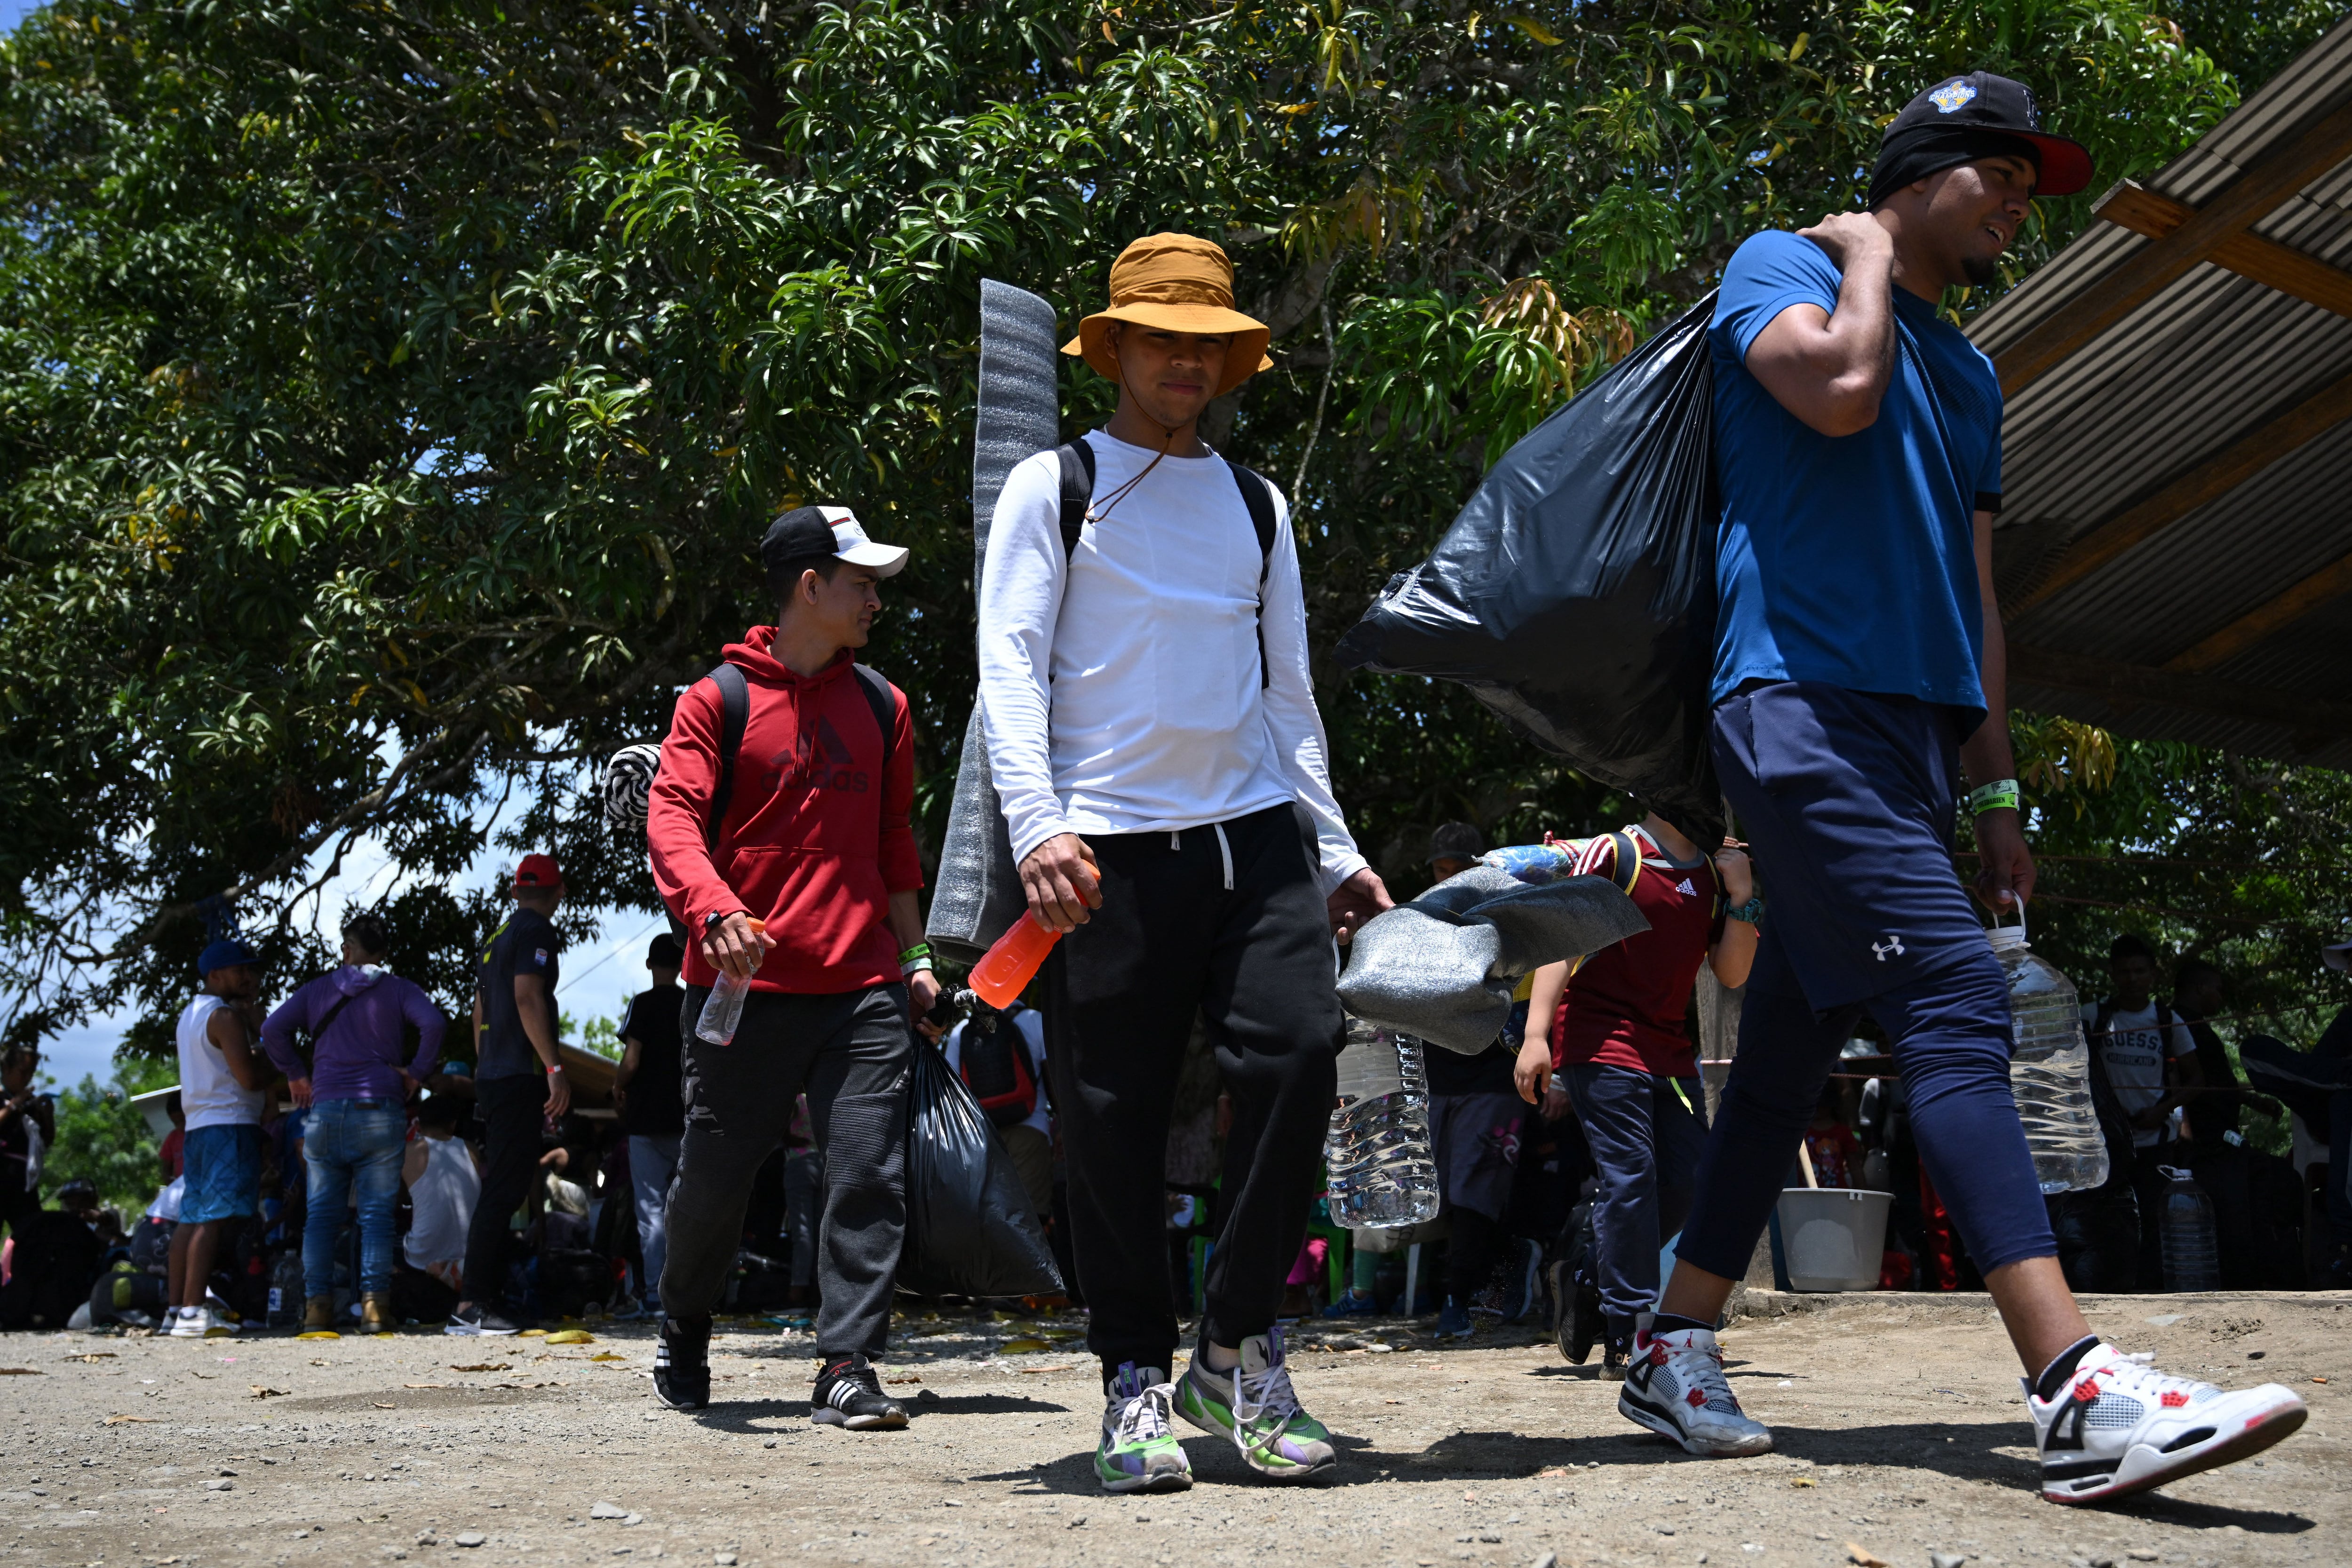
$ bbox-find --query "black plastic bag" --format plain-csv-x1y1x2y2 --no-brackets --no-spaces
898,1038,1064,1298
1337,294,1724,844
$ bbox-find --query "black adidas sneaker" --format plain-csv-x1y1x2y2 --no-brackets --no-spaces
812,1353,908,1430
654,1313,711,1410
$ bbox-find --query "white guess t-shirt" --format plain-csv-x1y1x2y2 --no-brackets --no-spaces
2085,999,2190,1149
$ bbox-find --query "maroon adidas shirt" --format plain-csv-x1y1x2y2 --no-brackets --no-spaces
1550,827,1725,1078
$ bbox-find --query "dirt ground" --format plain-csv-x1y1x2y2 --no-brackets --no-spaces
4,1290,2344,1568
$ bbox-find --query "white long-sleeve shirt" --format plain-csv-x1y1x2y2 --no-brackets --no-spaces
977,429,1369,895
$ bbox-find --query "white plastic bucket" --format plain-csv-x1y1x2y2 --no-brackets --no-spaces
1776,1187,1892,1292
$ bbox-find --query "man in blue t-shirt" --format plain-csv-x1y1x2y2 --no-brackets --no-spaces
1614,72,2307,1507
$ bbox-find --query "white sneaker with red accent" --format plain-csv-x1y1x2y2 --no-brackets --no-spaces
1617,1325,1772,1457
2027,1342,2305,1504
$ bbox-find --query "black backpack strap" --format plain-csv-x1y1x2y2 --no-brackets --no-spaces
1605,828,1646,896
1565,829,1645,980
851,663,896,777
1055,440,1096,564
705,661,750,856
306,992,358,1052
1226,459,1279,689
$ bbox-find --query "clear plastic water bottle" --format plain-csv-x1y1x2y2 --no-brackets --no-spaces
267,1251,302,1327
1989,915,2109,1195
694,918,766,1046
2158,1165,2220,1292
1326,1016,1440,1228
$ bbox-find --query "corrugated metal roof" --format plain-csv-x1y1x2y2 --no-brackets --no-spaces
1969,19,2352,769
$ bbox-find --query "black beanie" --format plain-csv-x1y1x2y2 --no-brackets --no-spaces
1867,124,2042,210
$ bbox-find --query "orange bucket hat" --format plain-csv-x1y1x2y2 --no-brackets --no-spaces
1063,233,1275,398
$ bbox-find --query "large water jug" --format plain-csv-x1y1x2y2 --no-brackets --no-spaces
1326,1016,1440,1228
1989,915,2109,1194
2158,1165,2220,1292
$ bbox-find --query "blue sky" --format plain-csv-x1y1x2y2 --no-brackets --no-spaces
1,2,40,35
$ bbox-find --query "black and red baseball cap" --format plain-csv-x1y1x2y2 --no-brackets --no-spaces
1868,72,2092,208
514,853,563,891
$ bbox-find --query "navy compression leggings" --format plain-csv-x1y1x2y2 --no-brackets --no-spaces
1676,936,2056,1281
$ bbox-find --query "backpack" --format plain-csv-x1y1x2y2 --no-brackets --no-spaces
1052,438,1283,685
927,428,1284,964
700,660,896,852
957,1003,1041,1129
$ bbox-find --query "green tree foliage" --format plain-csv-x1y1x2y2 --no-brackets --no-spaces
1961,718,2352,1154
0,1,2277,1051
2171,0,2348,92
39,1052,177,1216
1977,721,2352,1034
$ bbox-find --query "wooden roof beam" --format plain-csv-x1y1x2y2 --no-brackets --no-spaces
2009,366,2352,613
2097,179,2352,318
2162,549,2352,672
2010,643,2352,745
1992,96,2352,397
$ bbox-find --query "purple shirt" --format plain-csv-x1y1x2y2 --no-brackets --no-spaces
261,966,446,1103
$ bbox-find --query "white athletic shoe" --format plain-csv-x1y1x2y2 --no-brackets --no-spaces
166,1305,231,1338
2027,1342,2305,1505
1617,1325,1773,1457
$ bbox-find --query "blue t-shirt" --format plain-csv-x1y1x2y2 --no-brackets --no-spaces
1709,230,2002,722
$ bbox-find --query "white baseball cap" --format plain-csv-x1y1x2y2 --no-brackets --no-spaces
761,504,909,578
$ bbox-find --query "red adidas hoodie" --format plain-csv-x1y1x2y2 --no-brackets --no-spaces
647,628,922,995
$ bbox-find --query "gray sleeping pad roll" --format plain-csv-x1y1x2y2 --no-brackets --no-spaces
927,278,1064,963
1336,872,1649,1055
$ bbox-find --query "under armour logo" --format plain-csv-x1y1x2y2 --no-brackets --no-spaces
1872,935,1906,961
1674,878,1697,897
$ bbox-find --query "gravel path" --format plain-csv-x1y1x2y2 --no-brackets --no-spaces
4,1291,2343,1568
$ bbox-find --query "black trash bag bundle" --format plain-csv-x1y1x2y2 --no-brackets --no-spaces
898,1038,1064,1298
1337,294,1724,844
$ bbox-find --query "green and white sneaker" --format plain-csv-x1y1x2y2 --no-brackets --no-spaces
1096,1362,1192,1494
1176,1325,1337,1481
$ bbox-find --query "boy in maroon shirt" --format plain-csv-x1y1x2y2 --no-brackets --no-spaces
645,505,938,1431
1518,813,1757,1376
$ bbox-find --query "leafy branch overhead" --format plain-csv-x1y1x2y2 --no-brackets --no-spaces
0,0,2323,1055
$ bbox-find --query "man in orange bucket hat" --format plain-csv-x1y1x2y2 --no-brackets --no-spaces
1060,231,1275,396
977,232,1391,1492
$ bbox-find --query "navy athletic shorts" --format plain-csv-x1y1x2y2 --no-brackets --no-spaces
1711,680,1987,1011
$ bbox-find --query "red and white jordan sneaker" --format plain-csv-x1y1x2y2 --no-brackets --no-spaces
1617,1325,1773,1457
2027,1342,2306,1504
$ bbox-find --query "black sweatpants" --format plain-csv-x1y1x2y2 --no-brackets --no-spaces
461,1075,549,1307
661,983,912,1361
1045,803,1343,1377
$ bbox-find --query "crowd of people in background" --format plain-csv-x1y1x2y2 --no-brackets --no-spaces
2,819,2334,1350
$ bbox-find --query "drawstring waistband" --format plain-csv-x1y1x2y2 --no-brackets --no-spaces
1168,825,1239,891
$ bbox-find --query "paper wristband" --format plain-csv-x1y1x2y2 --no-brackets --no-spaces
1969,780,2021,815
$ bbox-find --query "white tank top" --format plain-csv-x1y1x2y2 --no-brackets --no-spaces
176,993,264,1131
403,1134,479,1268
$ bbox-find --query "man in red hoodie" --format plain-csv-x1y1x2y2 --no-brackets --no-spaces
645,505,937,1431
